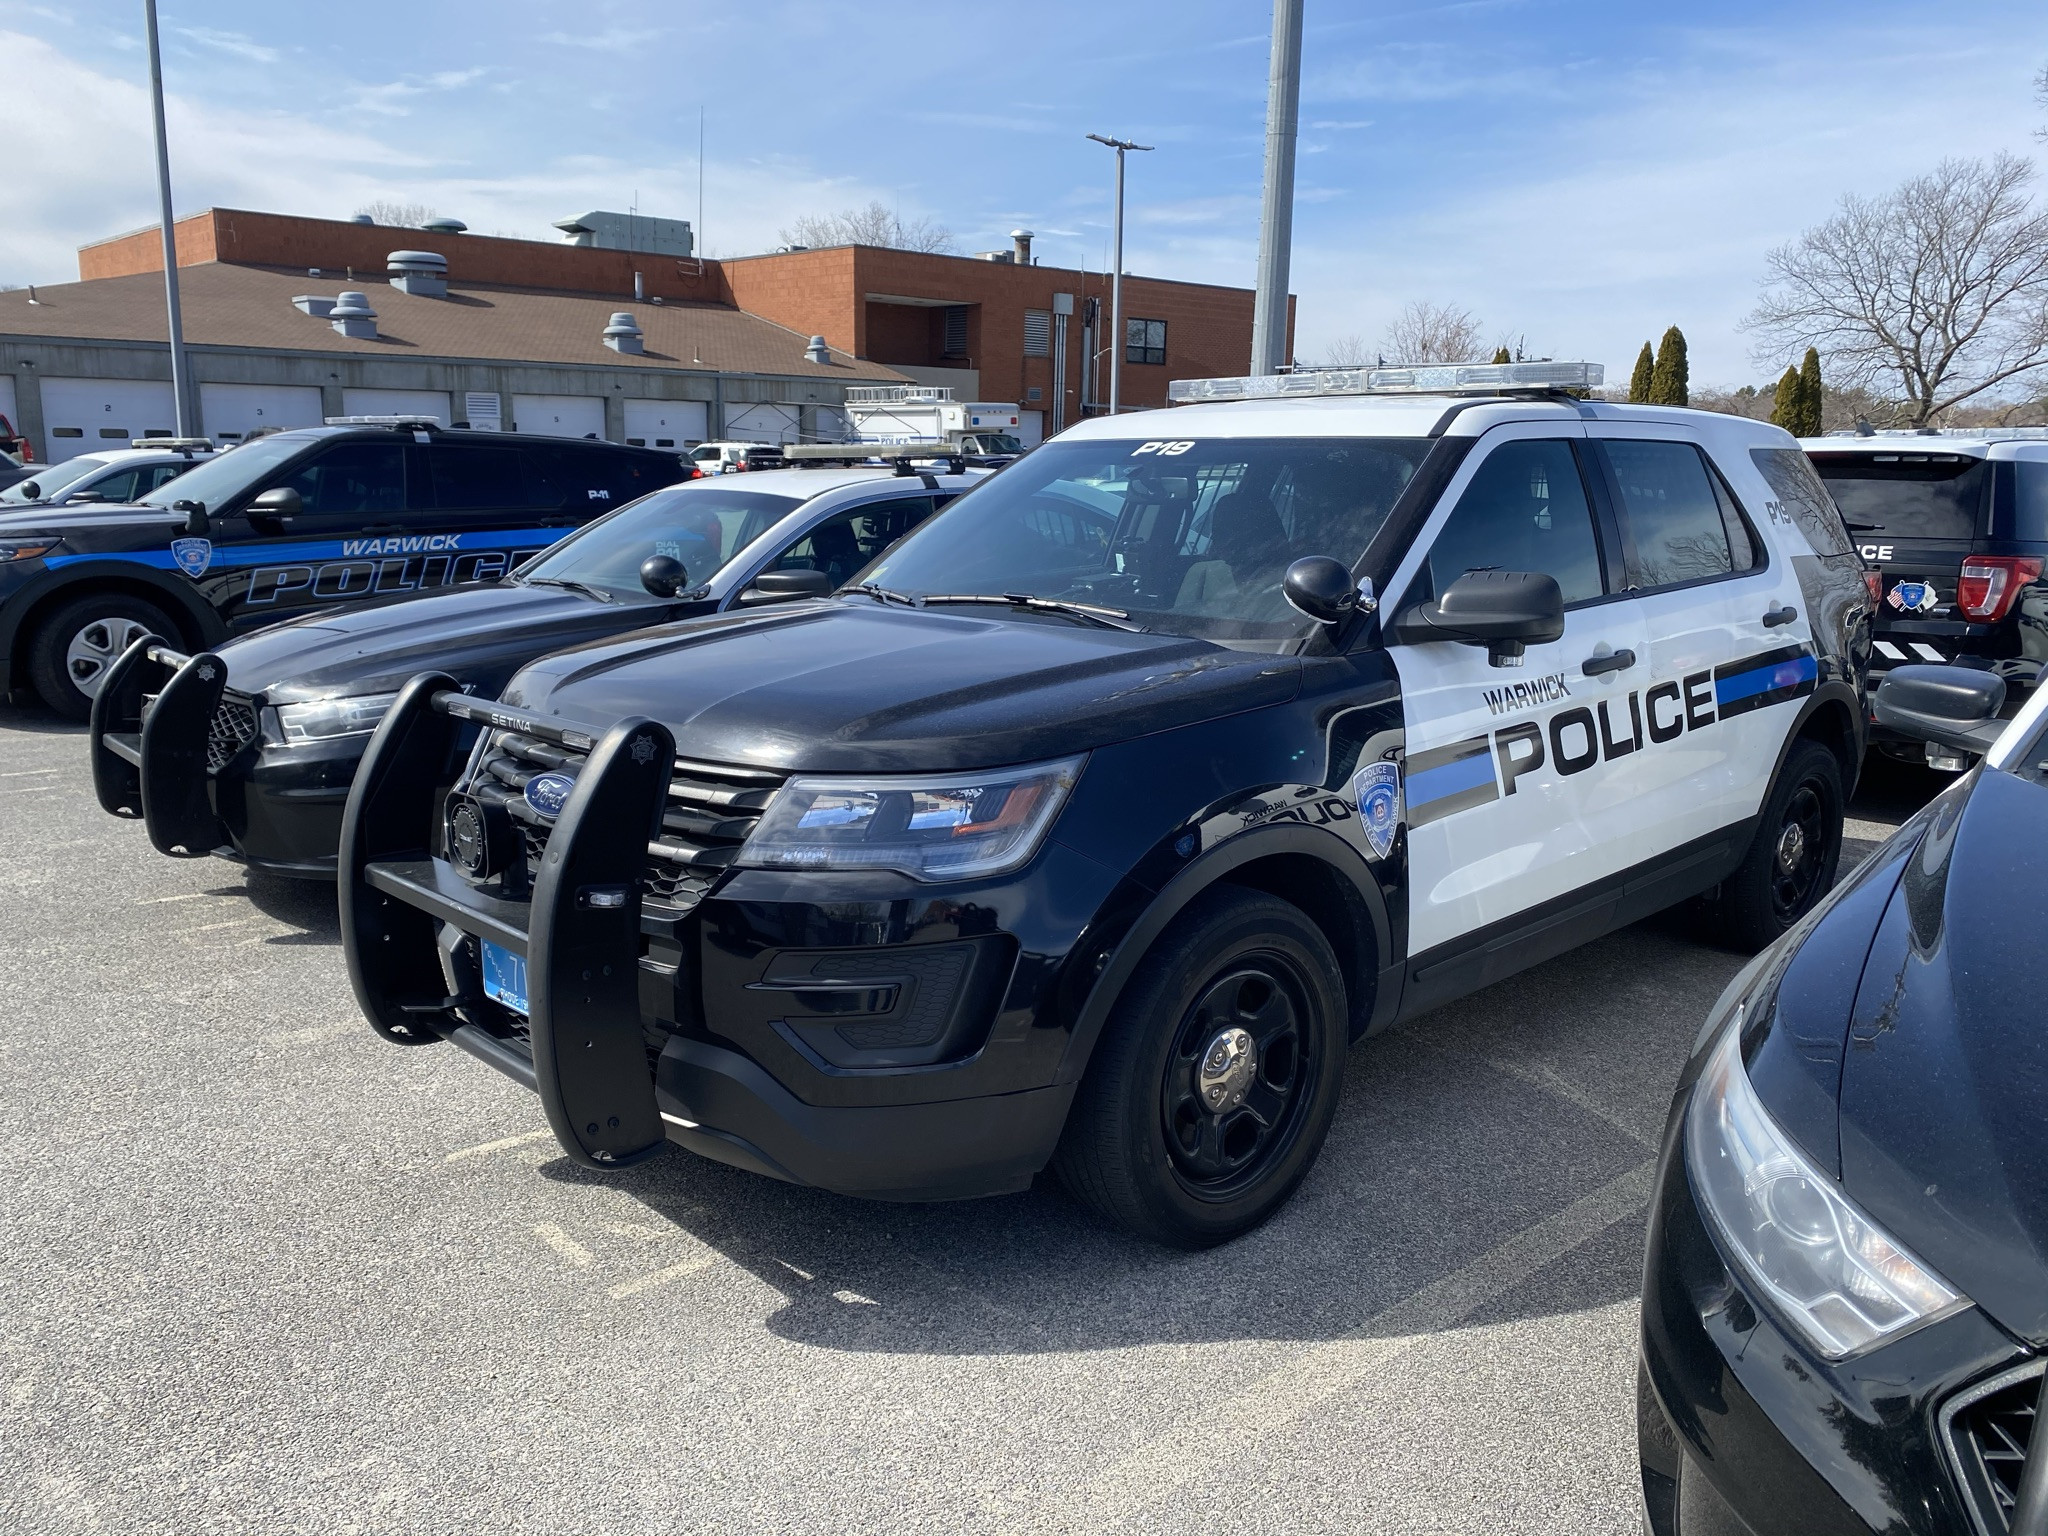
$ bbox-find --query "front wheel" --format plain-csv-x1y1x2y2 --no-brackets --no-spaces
1054,885,1350,1248
1711,739,1844,950
28,593,177,720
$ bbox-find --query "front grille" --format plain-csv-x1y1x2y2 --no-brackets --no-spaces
1943,1360,2042,1535
206,697,259,771
470,730,786,914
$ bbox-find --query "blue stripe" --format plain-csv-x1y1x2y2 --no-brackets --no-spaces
42,525,565,573
1716,653,1817,705
1407,748,1495,806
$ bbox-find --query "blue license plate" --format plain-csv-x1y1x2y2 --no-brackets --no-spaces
480,941,529,1016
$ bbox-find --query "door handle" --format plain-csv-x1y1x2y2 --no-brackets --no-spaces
1762,605,1799,628
1581,649,1635,677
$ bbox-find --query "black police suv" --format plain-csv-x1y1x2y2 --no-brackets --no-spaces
0,420,688,718
1807,432,2048,763
89,465,972,877
338,374,1870,1247
1639,662,2048,1536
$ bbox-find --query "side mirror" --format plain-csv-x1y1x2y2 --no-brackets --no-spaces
639,553,689,598
18,482,38,500
1282,556,1368,626
68,491,104,504
1394,569,1565,668
248,486,303,520
738,568,833,607
174,499,209,536
1873,664,2007,761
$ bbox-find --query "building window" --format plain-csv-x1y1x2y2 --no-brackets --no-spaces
1023,309,1052,357
943,306,970,359
1125,318,1166,366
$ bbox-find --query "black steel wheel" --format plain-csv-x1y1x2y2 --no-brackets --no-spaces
1054,884,1351,1248
1712,739,1844,951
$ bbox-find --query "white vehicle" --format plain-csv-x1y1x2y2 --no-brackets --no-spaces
0,440,215,509
844,386,1024,461
687,441,785,476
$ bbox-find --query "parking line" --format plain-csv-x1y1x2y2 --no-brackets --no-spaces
140,892,208,903
0,768,59,778
533,1223,594,1269
444,1128,553,1162
606,1253,719,1300
1070,1159,1659,1529
1484,1055,1661,1151
1,784,54,795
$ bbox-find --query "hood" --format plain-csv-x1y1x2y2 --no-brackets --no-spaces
220,581,683,703
1835,765,2048,1346
502,599,1304,773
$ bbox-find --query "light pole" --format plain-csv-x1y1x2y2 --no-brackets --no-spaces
1251,0,1304,375
1087,133,1151,414
144,0,194,437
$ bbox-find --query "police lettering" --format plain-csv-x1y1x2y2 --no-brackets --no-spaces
245,547,546,605
1482,672,1570,716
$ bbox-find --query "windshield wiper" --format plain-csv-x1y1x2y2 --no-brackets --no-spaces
916,592,1146,632
840,581,920,607
521,576,614,603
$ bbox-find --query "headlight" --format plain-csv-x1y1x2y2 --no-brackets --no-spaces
738,755,1083,880
0,542,55,562
269,692,399,746
1686,1018,1967,1359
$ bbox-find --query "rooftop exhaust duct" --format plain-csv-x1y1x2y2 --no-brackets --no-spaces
293,294,338,317
1012,229,1034,263
603,311,645,355
330,291,378,338
420,217,467,235
387,250,448,298
349,214,374,225
804,335,831,365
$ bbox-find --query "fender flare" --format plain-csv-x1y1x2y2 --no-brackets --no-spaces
1054,821,1395,1086
0,561,223,678
1774,680,1864,800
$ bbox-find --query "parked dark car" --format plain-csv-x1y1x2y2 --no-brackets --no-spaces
90,464,973,877
1639,663,2048,1535
1807,431,2048,765
0,420,690,716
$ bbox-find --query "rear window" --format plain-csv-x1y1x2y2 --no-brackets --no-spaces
1810,452,1988,543
2014,462,2048,543
1752,447,1854,558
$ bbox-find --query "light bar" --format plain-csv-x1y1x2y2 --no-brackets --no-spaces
1167,360,1604,406
130,437,213,452
322,415,444,428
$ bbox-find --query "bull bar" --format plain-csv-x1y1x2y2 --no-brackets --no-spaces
89,637,243,857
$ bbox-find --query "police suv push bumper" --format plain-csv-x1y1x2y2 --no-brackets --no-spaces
89,637,251,857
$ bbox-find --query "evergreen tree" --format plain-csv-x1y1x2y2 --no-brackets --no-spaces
1798,347,1823,436
1649,326,1689,406
1769,367,1803,431
1492,346,1511,364
1628,342,1655,403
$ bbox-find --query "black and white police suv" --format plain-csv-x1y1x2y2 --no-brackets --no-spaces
0,419,688,717
1804,428,2048,768
338,361,1871,1247
89,457,975,877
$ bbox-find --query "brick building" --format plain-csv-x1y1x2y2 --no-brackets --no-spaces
3,209,1282,462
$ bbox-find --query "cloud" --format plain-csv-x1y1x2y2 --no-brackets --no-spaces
536,27,663,53
349,67,490,117
171,26,279,65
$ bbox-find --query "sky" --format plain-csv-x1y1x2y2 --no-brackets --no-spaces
7,0,2047,386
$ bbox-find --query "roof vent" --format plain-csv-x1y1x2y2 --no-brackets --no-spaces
349,214,375,226
293,294,338,318
386,250,448,298
1012,229,1034,263
805,335,831,365
420,217,467,235
330,291,378,339
603,311,645,355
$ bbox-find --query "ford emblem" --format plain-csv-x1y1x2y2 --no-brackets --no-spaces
524,771,576,819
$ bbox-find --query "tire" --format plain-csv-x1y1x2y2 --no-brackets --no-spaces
1054,884,1350,1248
27,593,176,720
1711,739,1843,951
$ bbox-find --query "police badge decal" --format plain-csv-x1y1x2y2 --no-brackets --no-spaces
169,537,213,578
1352,760,1402,859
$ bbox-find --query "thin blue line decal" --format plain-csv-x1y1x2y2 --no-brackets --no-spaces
1716,653,1816,706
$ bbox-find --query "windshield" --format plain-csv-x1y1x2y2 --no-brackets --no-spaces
861,435,1430,641
973,434,1023,454
138,434,314,508
519,485,804,599
0,457,107,503
1812,453,1989,543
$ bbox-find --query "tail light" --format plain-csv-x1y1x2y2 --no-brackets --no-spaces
1956,556,2042,623
1864,570,1882,608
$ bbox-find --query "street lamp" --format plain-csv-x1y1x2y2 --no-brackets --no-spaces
1086,133,1152,414
144,0,194,437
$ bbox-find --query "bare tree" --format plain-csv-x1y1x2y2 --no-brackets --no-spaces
1745,154,2048,426
1319,333,1374,366
2037,62,2047,140
778,201,954,254
352,199,438,229
1380,301,1485,365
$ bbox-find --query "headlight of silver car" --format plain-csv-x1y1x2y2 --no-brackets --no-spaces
738,755,1083,880
268,692,400,746
1686,1017,1968,1359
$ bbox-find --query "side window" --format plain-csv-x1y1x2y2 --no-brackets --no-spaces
271,441,406,517
145,464,191,494
1750,447,1855,558
1600,440,1733,590
1425,439,1604,605
429,444,529,512
80,468,144,502
1711,470,1758,572
771,499,935,588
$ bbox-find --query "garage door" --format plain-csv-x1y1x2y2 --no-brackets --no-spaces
512,394,606,440
724,402,799,444
200,383,324,444
340,388,450,425
1017,411,1045,448
622,399,709,449
40,378,178,463
0,376,16,442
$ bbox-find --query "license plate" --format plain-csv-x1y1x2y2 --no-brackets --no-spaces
480,941,529,1016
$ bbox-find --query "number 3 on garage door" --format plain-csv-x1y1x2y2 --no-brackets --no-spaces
1383,424,1654,956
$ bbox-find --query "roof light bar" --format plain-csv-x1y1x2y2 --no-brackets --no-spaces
1167,360,1604,406
323,415,444,429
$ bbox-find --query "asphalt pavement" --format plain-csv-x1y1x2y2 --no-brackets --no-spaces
0,704,1941,1535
